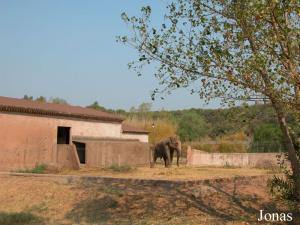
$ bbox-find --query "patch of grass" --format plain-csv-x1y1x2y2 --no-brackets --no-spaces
107,164,134,172
27,203,48,213
103,187,124,197
16,164,47,174
0,212,43,225
222,162,241,169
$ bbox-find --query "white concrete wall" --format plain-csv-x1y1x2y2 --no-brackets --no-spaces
121,133,149,143
186,147,280,168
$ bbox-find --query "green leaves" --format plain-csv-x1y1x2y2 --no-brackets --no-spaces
119,0,300,108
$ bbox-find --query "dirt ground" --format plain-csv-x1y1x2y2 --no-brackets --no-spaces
0,167,298,225
59,165,272,180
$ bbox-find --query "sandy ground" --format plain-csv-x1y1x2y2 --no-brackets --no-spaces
59,165,272,180
0,167,297,225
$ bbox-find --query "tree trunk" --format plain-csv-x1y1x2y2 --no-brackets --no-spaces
272,102,300,199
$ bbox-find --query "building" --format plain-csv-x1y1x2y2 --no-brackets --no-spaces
0,96,149,171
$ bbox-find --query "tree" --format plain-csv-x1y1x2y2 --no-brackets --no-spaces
119,0,300,197
23,95,33,100
138,102,152,113
249,123,284,152
178,111,209,142
87,101,106,111
49,97,68,105
35,96,47,102
137,102,152,120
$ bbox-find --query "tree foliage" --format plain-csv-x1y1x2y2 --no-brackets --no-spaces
249,123,284,152
119,0,300,199
178,110,209,141
87,101,107,111
49,97,68,105
119,0,300,106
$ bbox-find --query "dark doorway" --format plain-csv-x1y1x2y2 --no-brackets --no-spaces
57,127,70,144
73,142,86,164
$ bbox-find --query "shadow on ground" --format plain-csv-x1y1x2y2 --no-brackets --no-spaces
0,211,45,225
65,176,298,225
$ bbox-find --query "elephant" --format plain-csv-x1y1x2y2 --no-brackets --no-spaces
151,136,182,168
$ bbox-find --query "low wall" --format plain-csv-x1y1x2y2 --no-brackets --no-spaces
187,147,279,168
121,132,149,143
56,144,80,170
85,140,150,167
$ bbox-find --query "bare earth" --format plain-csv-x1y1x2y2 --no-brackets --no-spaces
59,165,271,180
0,167,296,225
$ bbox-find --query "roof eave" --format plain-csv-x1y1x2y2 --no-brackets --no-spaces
0,105,124,123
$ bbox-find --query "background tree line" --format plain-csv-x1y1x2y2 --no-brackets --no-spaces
23,94,299,153
87,100,300,153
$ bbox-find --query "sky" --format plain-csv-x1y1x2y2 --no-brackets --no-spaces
0,0,221,111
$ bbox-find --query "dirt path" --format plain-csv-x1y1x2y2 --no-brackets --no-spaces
0,172,296,225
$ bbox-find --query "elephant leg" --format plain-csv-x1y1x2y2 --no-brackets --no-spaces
163,156,168,167
176,150,180,167
165,146,171,167
152,153,158,167
170,149,174,164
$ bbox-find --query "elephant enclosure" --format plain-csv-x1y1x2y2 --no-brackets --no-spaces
59,165,272,181
0,173,292,225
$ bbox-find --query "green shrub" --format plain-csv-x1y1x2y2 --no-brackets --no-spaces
178,111,209,142
0,212,42,225
249,123,284,152
17,164,47,174
268,152,299,205
107,164,134,172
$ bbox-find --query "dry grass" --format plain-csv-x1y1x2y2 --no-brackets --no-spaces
124,117,177,144
0,173,292,225
59,165,271,181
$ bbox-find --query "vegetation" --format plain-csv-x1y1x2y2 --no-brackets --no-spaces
107,164,134,172
23,95,68,105
249,123,284,152
119,0,300,198
17,164,47,174
269,151,300,205
177,111,209,142
0,212,43,225
86,101,107,111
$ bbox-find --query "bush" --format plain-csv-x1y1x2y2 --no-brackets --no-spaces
188,142,247,153
268,152,299,204
0,212,42,225
178,111,209,142
16,164,47,174
124,117,177,144
249,123,284,152
107,165,134,172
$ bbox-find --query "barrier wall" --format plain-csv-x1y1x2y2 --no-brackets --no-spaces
186,146,280,168
85,140,150,167
56,144,80,169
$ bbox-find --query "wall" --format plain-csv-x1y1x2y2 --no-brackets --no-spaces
186,147,279,168
0,112,121,171
121,133,149,143
85,140,150,167
56,144,80,169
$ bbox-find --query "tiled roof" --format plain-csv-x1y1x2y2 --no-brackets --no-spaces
122,123,149,134
0,96,123,122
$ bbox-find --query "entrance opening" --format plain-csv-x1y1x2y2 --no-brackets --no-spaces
73,142,86,164
57,127,70,144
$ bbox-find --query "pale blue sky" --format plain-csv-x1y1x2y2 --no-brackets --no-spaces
0,0,219,111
